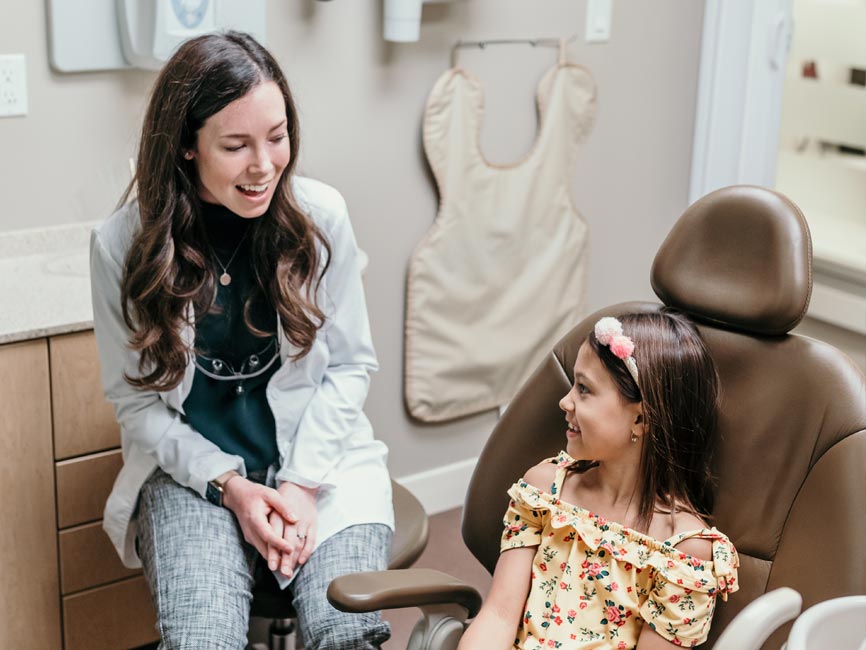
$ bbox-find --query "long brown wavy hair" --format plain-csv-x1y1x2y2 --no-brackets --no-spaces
580,310,720,532
119,31,330,391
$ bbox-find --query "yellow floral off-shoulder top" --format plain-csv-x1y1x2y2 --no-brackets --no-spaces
501,452,739,649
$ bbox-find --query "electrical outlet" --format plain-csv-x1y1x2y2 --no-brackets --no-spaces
0,54,28,117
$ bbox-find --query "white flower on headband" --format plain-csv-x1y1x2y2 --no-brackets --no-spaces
594,316,640,386
594,317,623,345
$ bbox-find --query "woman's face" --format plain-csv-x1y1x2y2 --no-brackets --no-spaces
189,81,291,218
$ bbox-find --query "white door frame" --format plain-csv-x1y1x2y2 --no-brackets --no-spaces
689,0,794,203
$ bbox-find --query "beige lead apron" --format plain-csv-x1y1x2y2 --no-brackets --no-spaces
405,43,597,422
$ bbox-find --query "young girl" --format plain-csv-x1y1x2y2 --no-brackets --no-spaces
90,32,393,649
460,311,739,649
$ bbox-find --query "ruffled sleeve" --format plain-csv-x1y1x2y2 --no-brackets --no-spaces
639,532,740,647
500,481,548,551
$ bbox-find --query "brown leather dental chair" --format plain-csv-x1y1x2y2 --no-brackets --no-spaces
328,185,866,650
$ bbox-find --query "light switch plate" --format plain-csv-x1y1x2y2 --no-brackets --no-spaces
585,0,613,43
0,54,27,117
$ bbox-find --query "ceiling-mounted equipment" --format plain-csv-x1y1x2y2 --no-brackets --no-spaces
47,0,267,72
117,0,266,70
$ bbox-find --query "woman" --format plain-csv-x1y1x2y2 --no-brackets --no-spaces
90,31,393,649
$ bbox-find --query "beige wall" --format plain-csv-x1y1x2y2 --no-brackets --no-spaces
0,0,706,477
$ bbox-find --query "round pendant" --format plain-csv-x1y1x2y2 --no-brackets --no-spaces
219,272,232,286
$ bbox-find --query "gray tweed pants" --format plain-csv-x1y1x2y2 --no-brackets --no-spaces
136,467,391,650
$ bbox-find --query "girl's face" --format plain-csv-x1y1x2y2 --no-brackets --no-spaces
559,342,643,461
189,81,291,218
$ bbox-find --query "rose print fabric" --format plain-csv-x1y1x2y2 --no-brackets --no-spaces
501,452,739,649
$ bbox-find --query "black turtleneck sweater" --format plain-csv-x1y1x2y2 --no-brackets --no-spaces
182,202,280,472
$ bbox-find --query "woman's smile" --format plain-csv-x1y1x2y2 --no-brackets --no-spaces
236,182,271,202
237,182,271,196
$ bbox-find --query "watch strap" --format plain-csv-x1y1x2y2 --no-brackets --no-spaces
206,470,240,507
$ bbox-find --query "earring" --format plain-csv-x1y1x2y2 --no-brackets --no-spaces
183,151,194,160
630,433,639,443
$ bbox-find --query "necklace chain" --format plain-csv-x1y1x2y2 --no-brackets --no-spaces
212,228,250,287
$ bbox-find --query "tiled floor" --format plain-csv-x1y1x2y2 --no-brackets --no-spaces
381,507,493,649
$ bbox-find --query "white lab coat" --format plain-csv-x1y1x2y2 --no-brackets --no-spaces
90,176,394,568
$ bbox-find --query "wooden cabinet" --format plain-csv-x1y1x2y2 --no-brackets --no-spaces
56,449,124,528
63,576,157,650
0,331,158,649
0,339,62,649
50,331,120,460
59,522,139,594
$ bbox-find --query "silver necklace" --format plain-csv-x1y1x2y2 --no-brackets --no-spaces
212,228,250,286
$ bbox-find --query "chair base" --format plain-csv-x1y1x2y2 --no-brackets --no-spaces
269,618,295,650
407,604,469,650
246,617,298,650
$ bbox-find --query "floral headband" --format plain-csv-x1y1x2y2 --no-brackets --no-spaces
594,317,639,386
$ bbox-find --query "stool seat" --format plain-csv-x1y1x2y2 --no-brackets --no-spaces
250,480,429,620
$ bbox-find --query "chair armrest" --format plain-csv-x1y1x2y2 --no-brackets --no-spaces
713,587,802,650
327,568,483,618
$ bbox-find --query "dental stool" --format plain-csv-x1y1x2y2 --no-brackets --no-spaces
326,185,866,650
250,480,429,650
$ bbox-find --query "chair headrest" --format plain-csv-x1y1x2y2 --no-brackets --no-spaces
651,185,812,336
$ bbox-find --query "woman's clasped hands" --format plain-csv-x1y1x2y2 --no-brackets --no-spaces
221,476,318,578
268,482,318,578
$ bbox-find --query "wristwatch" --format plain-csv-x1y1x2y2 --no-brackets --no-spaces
206,470,240,507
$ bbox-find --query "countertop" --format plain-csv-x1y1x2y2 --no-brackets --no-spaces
0,221,371,346
0,221,97,345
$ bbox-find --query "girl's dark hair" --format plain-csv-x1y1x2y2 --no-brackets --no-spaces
119,31,330,391
587,310,720,531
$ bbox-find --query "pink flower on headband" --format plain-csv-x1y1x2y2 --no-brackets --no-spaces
609,335,635,360
594,316,640,386
594,317,623,345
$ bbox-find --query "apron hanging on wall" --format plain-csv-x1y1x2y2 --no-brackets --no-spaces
404,41,597,422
